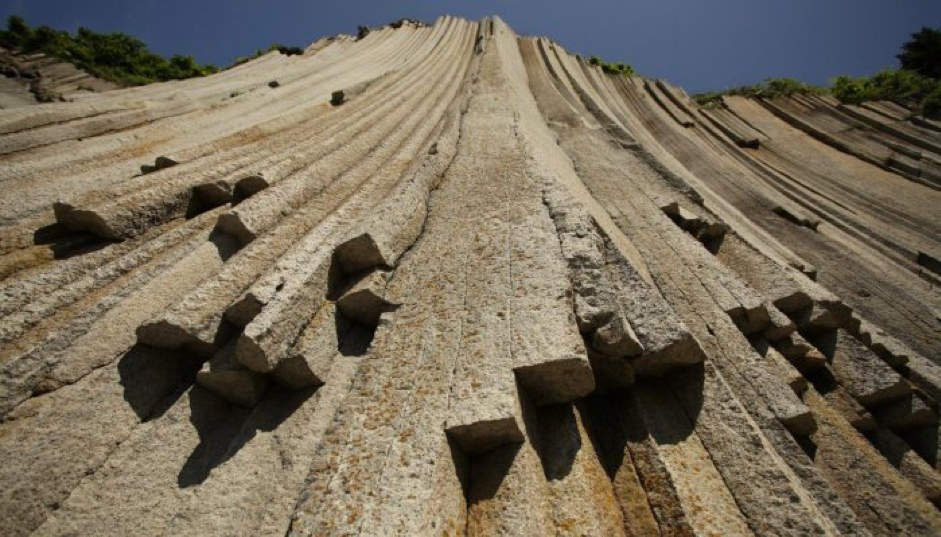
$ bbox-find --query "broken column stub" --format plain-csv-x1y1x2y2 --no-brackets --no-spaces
333,233,394,275
330,90,346,106
751,336,808,395
659,200,729,243
136,314,236,357
604,243,705,376
141,155,180,175
336,268,397,326
814,329,911,407
541,183,646,400
333,163,434,275
542,187,613,333
196,340,270,407
775,332,827,372
749,336,817,434
53,202,123,241
272,302,348,389
872,393,938,430
793,302,841,334
587,350,636,393
592,314,644,358
514,356,595,408
446,413,525,457
331,80,371,107
763,303,797,342
234,172,271,200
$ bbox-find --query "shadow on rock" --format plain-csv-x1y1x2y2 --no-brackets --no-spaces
580,363,704,480
118,344,202,421
534,402,582,481
177,384,317,488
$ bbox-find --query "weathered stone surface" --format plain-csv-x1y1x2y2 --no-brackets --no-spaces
592,314,643,357
815,329,911,407
872,392,938,430
603,242,704,376
196,340,270,407
752,336,808,395
776,331,828,372
763,302,797,342
271,302,347,389
805,388,941,534
334,268,394,327
3,14,941,537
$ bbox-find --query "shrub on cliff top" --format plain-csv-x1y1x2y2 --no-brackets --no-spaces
693,78,827,106
0,15,218,85
587,55,636,76
831,68,941,118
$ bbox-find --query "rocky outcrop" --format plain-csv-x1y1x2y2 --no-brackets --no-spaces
0,46,119,107
1,16,941,536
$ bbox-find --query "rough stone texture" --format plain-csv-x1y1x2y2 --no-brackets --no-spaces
334,268,394,327
197,340,270,407
814,329,911,407
2,15,941,537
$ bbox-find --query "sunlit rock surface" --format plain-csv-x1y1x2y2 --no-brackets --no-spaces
2,16,941,536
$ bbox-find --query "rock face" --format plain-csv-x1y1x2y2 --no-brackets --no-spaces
0,46,119,107
1,16,941,536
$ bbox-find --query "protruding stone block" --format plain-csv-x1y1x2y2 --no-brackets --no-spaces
542,186,612,333
333,163,434,275
793,303,840,333
819,382,878,432
754,339,807,395
748,338,816,436
192,180,234,207
763,304,797,342
591,314,643,358
196,341,270,407
773,205,819,231
872,393,938,430
729,300,772,335
53,202,122,240
776,332,827,372
336,268,396,326
696,221,730,242
333,233,390,274
234,173,270,200
235,253,334,373
271,303,347,389
604,244,704,376
514,356,595,407
445,415,524,457
136,314,236,357
587,351,635,393
141,155,179,175
869,332,914,368
815,329,911,407
330,90,346,106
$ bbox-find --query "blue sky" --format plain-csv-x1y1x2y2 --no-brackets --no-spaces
2,0,939,93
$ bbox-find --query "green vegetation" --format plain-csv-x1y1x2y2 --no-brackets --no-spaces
830,27,941,118
693,78,826,107
830,69,941,117
0,15,219,85
897,27,941,80
587,55,635,76
0,15,305,87
692,27,941,118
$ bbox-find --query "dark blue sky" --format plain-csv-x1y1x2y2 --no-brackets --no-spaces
3,0,939,93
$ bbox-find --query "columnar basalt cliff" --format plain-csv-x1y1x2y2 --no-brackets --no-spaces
1,16,941,536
